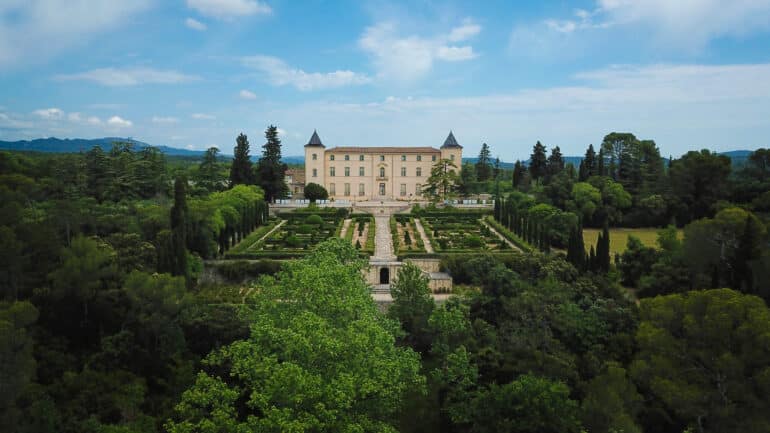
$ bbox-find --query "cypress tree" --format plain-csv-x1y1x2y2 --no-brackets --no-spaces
597,148,606,177
512,160,526,189
597,223,611,272
230,133,253,186
170,176,190,285
257,125,289,203
589,245,596,272
529,141,548,184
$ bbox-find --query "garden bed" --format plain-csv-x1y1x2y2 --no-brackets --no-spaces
418,212,510,252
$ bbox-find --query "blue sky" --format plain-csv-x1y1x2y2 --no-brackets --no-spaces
1,0,770,160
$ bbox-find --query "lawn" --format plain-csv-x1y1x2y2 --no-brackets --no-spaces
583,228,683,256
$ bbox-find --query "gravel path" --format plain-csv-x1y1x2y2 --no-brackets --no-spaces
339,218,352,239
413,219,434,253
481,219,522,252
244,220,285,250
373,215,396,259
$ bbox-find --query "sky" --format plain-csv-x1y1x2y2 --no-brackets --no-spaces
1,0,770,161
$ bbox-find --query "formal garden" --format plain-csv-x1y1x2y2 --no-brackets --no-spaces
419,211,510,252
341,214,376,253
226,208,348,258
391,215,427,254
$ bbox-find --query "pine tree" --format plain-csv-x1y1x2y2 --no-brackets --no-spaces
170,176,190,286
734,215,762,291
257,125,289,203
230,133,253,186
529,141,548,184
476,143,493,181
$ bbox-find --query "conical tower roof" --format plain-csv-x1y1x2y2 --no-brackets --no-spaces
441,131,462,149
305,129,324,147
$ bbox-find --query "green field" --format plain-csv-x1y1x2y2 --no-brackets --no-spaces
583,228,683,256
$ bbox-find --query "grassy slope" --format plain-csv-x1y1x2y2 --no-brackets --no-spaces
583,228,683,255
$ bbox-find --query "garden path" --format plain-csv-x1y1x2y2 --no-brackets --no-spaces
413,219,434,253
481,219,522,252
339,218,352,239
244,220,285,251
373,215,395,259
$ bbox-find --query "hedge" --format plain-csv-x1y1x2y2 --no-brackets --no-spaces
485,215,533,252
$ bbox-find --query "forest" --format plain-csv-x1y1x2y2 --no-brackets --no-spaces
1,128,770,433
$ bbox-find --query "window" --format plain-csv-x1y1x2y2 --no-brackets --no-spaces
330,155,335,161
359,155,365,161
432,155,437,161
359,167,365,176
450,154,455,161
312,153,317,160
416,167,422,177
330,167,335,177
401,167,406,176
379,155,385,161
401,155,406,161
416,184,422,195
345,155,350,161
344,183,350,196
417,155,422,161
379,183,386,195
329,183,336,195
358,183,365,196
312,168,317,177
344,167,350,177
400,184,407,196
379,167,385,178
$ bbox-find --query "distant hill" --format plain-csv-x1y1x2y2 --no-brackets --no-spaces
0,137,757,167
0,137,210,157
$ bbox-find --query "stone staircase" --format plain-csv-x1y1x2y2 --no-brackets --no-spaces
371,284,391,294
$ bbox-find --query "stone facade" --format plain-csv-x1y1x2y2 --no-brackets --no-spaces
304,130,462,201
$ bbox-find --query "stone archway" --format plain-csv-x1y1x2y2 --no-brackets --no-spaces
379,267,390,284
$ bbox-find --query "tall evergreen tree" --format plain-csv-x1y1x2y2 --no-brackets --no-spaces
197,147,225,192
256,125,289,202
170,176,189,286
596,223,611,272
529,141,548,184
475,142,493,181
597,148,606,177
581,144,597,180
546,145,565,181
229,133,253,186
512,160,526,188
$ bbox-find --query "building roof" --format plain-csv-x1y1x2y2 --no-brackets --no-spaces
285,168,305,184
326,146,441,153
441,131,462,149
305,130,324,147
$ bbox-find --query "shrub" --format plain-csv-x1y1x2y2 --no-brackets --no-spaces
464,235,485,249
305,214,324,225
297,224,314,234
285,235,302,248
216,260,283,281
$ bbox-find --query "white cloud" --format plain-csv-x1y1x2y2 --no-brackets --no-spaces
86,116,102,125
186,0,271,19
107,116,132,127
33,108,64,119
191,113,215,120
448,19,481,42
152,116,179,124
0,1,152,68
56,67,200,86
239,89,257,99
436,46,477,61
537,1,770,49
185,17,207,31
263,62,770,160
67,112,82,122
359,20,480,82
242,55,371,91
